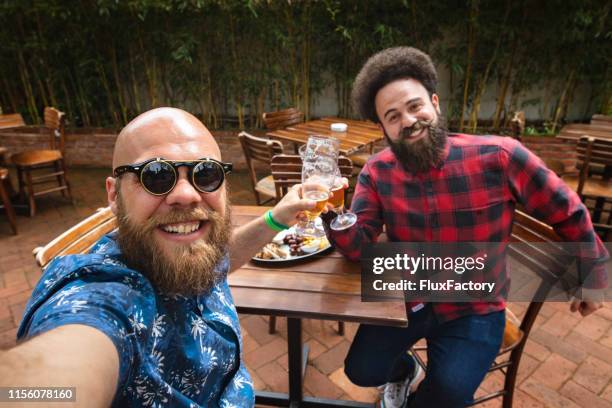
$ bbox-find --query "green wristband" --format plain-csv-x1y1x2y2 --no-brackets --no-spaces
264,210,289,232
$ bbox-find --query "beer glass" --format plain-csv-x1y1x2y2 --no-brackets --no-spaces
297,159,335,237
329,175,357,230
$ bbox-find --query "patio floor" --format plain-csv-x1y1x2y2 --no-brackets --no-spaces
1,167,612,407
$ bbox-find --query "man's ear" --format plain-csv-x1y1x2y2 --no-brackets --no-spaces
106,177,118,215
431,93,441,115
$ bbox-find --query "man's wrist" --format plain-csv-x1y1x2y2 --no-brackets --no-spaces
264,210,289,232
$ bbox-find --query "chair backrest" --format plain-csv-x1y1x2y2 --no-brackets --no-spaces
262,108,304,130
238,131,284,191
33,207,117,268
270,154,353,200
506,210,571,349
44,107,66,153
0,113,25,129
575,136,612,195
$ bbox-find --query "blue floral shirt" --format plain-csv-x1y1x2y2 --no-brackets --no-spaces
17,232,255,408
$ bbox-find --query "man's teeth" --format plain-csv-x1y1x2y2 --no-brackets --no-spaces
161,222,201,234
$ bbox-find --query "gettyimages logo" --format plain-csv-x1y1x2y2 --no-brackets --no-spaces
361,242,611,303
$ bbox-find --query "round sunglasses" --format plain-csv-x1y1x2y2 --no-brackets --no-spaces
113,157,233,196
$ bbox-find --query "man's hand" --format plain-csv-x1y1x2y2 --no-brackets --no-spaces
569,299,603,317
323,177,350,212
270,184,318,227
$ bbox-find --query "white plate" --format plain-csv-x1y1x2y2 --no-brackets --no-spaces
252,224,332,263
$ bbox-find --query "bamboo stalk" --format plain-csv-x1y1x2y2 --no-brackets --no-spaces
468,1,510,133
2,77,19,113
551,69,576,133
97,62,120,127
109,46,128,124
492,48,515,131
129,45,141,114
459,2,478,132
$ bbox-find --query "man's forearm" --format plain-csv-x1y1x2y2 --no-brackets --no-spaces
0,325,119,407
229,215,278,272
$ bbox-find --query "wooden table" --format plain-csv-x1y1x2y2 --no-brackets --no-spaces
557,123,612,141
229,206,407,407
267,117,383,156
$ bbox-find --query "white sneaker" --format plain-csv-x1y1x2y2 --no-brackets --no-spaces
380,354,424,408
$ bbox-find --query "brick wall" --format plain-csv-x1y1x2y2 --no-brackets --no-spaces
521,136,578,175
0,127,271,170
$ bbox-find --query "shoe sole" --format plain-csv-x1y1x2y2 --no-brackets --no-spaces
379,362,424,408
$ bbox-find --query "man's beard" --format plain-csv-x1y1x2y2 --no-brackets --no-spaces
115,194,232,296
384,117,448,173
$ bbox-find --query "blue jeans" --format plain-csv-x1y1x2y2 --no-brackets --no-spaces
344,304,505,407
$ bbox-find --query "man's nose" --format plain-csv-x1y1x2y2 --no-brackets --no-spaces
400,112,417,129
165,167,202,207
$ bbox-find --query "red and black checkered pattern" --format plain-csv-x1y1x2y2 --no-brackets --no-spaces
326,134,608,322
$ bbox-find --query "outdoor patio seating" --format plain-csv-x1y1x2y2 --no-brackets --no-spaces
11,107,72,216
0,113,25,130
412,210,573,407
561,136,612,199
270,153,354,201
33,206,117,267
0,167,17,234
262,107,304,130
560,136,612,240
238,131,284,205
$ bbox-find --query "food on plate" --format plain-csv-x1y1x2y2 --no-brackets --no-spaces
253,230,330,260
254,243,289,260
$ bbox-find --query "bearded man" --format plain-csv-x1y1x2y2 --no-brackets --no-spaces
0,108,316,407
321,47,608,407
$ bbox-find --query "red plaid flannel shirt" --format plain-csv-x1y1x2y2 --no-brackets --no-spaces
326,134,608,322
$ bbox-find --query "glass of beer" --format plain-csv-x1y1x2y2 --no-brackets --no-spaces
330,174,357,231
296,159,335,238
296,135,340,236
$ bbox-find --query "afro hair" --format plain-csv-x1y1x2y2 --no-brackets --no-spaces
351,47,437,123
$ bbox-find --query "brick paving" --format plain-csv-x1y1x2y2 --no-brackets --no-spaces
0,167,611,407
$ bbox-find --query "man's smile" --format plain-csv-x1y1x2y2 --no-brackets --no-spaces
403,127,427,144
157,220,209,242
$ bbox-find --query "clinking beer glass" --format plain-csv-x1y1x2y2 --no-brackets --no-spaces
296,135,339,237
329,170,357,231
296,159,335,237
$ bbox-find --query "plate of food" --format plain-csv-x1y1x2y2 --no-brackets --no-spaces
253,227,332,263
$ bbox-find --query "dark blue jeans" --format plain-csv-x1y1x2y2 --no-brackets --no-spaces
344,304,505,407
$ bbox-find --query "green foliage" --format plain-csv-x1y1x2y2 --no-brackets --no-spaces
0,0,609,129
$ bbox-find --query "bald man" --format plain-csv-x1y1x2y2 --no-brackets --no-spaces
0,108,317,407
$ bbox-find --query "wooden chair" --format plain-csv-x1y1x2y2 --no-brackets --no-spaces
238,131,284,205
0,113,26,130
561,136,612,199
262,107,304,130
269,154,354,336
411,210,574,407
33,207,117,268
271,154,354,201
11,107,72,216
0,168,17,234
